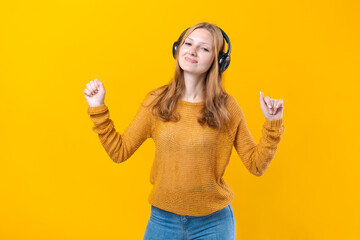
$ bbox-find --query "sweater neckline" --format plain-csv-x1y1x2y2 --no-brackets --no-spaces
179,99,204,106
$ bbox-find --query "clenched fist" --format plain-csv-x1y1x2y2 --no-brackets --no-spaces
259,91,284,121
84,79,105,107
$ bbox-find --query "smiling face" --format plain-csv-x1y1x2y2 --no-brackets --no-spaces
178,28,215,77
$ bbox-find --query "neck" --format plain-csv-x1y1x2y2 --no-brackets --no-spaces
181,72,206,102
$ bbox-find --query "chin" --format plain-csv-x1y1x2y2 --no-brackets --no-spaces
180,62,196,71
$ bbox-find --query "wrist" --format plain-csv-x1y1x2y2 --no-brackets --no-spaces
88,102,104,108
265,116,282,121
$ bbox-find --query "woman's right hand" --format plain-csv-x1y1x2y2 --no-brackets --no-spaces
84,78,106,107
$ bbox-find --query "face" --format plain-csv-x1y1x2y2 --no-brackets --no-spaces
178,28,215,77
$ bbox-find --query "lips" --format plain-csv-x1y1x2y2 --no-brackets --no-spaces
185,57,197,63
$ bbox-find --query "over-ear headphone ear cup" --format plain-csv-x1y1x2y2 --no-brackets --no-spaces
218,52,230,73
172,41,180,58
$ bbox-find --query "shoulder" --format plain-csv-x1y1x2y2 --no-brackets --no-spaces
150,85,167,97
225,94,241,111
225,93,245,122
142,85,167,107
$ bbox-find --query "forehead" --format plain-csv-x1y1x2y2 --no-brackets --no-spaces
186,28,213,46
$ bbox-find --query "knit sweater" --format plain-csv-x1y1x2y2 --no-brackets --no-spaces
87,89,285,216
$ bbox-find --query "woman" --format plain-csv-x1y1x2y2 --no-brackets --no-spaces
84,22,284,240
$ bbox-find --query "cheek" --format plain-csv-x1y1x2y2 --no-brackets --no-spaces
179,46,186,55
203,54,214,66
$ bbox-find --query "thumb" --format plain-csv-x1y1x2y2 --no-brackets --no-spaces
259,91,268,110
259,91,265,105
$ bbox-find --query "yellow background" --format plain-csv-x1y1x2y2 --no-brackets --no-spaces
1,0,359,239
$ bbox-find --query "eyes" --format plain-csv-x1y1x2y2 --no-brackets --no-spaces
184,42,209,52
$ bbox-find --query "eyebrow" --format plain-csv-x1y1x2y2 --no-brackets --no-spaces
186,37,211,46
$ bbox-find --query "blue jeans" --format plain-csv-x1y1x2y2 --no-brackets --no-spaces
143,203,236,240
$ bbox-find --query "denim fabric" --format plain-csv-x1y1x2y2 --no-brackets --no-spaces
143,203,236,240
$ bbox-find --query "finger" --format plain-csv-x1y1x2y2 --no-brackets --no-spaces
272,99,279,113
264,96,272,109
276,99,284,108
86,83,98,95
84,88,92,97
272,99,278,109
267,98,275,114
259,91,265,105
269,99,274,114
86,83,96,94
96,78,103,86
94,79,100,90
84,88,95,97
86,83,92,91
89,81,98,92
96,79,104,91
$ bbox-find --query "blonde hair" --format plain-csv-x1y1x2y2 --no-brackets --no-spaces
146,22,231,130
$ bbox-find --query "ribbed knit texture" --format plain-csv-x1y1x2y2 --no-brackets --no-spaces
88,90,285,216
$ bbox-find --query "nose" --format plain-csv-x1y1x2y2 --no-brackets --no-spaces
188,45,197,56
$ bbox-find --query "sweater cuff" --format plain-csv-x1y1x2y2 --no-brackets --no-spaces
264,118,283,128
88,104,108,115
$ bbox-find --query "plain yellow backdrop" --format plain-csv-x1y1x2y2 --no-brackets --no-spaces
1,0,359,239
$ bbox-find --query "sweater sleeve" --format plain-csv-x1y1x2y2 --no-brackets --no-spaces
87,93,153,163
231,99,285,176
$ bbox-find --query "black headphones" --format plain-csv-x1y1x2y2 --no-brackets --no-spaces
172,27,231,73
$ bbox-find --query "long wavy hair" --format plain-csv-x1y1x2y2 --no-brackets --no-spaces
147,22,231,130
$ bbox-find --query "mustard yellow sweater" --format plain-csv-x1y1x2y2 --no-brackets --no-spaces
88,90,285,216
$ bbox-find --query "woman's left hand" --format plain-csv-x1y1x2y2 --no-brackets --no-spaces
259,92,284,120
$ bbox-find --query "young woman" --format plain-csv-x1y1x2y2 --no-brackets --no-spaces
84,22,285,240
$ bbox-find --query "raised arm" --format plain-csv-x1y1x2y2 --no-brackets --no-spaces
88,98,152,163
229,95,285,176
234,111,284,176
84,79,153,163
